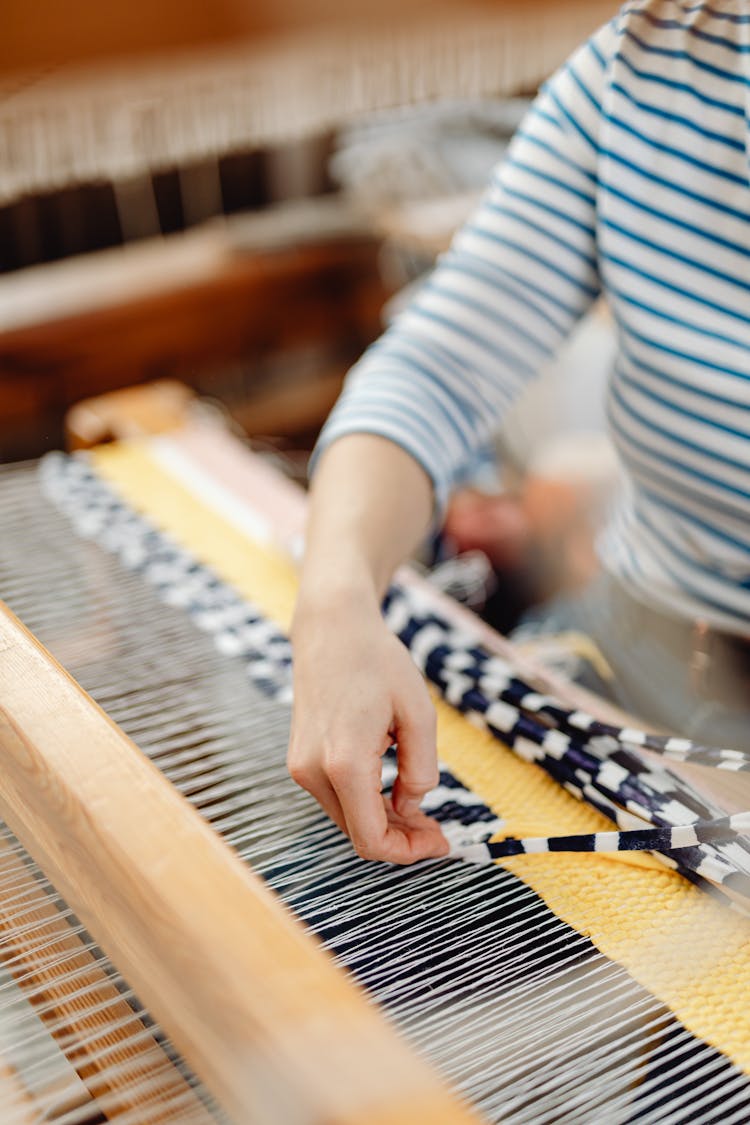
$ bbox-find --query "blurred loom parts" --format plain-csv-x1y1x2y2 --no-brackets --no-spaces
0,1,613,202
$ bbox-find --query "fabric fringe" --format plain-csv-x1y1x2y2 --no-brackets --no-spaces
0,4,614,203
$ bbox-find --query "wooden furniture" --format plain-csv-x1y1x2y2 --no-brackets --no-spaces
0,1,617,461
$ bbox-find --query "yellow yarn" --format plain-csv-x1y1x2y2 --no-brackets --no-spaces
93,441,299,631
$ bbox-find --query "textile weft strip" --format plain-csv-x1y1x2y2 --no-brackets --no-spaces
40,451,750,913
39,452,500,860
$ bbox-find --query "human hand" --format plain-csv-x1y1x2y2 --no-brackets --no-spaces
288,591,449,864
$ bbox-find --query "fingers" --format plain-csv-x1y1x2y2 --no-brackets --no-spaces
325,746,391,859
328,743,444,864
287,627,445,865
390,686,439,820
381,796,450,864
289,733,447,864
289,725,390,853
333,775,447,865
287,752,349,835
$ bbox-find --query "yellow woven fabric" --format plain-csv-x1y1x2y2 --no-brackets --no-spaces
93,440,299,630
92,439,750,1073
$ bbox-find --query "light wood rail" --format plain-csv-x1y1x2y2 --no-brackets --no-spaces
0,830,214,1123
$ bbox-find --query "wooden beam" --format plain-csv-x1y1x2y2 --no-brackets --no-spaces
0,604,480,1125
0,831,215,1122
0,235,386,399
65,379,196,449
0,218,388,458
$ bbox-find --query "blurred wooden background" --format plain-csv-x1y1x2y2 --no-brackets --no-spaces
0,0,615,460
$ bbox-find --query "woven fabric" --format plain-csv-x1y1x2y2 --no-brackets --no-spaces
37,436,750,1076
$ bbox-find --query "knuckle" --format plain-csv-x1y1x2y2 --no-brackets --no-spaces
287,756,313,789
352,839,378,862
399,778,426,796
399,772,438,799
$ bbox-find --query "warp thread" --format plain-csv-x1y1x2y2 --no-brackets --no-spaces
40,452,750,910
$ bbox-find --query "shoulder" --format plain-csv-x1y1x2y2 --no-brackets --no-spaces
597,1,750,71
563,1,750,133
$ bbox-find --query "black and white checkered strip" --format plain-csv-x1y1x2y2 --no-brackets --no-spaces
39,452,505,858
517,704,750,773
40,453,750,907
484,813,750,860
382,585,750,772
382,584,750,907
40,453,295,703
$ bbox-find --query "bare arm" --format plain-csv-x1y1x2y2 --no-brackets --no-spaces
288,434,449,863
288,28,609,860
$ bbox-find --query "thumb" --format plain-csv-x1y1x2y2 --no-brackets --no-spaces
391,689,438,818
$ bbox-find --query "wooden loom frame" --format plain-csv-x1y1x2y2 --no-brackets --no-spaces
3,392,747,1121
0,603,479,1124
0,382,636,1125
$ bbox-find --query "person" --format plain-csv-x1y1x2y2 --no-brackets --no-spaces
288,0,750,864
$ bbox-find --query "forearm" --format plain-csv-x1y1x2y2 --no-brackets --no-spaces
289,433,446,863
294,433,435,623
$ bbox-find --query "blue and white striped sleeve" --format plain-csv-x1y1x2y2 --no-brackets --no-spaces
314,21,619,515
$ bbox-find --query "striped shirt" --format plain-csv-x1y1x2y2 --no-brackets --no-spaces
316,1,750,636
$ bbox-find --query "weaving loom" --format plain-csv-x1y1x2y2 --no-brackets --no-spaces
1,2,616,206
0,0,617,461
1,413,749,1123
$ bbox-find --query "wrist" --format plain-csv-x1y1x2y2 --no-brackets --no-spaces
292,567,382,639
